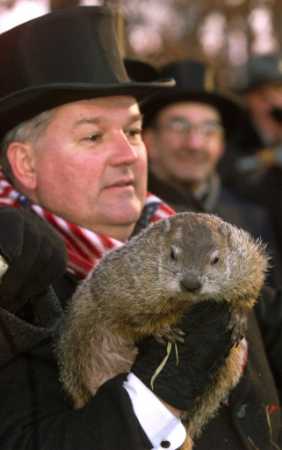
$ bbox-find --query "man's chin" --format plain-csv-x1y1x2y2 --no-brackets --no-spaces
181,164,212,180
106,202,143,224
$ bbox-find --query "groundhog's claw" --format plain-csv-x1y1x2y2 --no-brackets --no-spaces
155,327,185,344
0,254,8,280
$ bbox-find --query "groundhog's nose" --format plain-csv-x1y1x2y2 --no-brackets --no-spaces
180,274,202,292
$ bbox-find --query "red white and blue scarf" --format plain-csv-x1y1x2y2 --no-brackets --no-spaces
0,171,175,279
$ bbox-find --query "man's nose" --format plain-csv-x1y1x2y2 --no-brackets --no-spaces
111,131,139,165
183,129,205,149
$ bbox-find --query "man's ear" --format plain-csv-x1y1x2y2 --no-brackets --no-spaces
7,142,37,190
217,135,225,160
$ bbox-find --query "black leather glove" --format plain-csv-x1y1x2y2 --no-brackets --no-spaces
0,206,67,313
132,301,233,412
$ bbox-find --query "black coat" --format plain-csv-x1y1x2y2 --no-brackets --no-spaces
148,171,282,449
0,291,152,450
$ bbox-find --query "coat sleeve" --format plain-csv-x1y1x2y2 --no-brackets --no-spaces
255,285,282,400
0,340,152,450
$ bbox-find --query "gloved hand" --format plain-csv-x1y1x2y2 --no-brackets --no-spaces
0,206,67,313
132,301,233,412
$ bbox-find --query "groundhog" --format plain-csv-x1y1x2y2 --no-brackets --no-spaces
57,212,269,449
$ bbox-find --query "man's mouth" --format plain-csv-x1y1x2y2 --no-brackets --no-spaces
106,178,135,189
178,151,208,164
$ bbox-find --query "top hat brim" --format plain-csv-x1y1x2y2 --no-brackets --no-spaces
236,77,282,94
142,88,246,137
233,53,282,93
0,80,174,140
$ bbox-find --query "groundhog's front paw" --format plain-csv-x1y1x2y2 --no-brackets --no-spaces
154,326,185,345
0,254,8,280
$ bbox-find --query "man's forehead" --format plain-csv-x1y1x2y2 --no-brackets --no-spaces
263,83,282,95
158,101,221,121
86,95,139,108
54,95,141,122
250,82,282,96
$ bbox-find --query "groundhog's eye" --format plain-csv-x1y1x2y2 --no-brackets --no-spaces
170,245,179,261
210,251,220,265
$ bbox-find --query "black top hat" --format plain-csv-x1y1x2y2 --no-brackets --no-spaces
140,59,245,135
0,6,173,140
124,58,160,83
234,53,282,93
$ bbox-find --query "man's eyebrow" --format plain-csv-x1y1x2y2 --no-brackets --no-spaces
167,116,221,123
73,113,143,128
127,113,143,125
73,117,102,128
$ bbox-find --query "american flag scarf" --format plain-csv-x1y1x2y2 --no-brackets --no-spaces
0,172,175,279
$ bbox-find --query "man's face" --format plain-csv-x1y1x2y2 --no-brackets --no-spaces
23,96,147,240
143,102,224,189
245,83,282,144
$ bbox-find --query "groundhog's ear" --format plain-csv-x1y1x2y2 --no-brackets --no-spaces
219,222,234,248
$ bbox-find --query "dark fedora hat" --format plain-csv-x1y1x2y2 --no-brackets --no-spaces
234,53,282,93
0,6,173,140
139,59,245,135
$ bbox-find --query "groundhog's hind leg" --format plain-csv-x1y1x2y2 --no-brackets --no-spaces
186,341,245,440
58,321,136,409
181,435,193,450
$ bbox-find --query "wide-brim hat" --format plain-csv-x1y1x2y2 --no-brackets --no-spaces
0,6,173,140
234,53,282,93
137,59,245,136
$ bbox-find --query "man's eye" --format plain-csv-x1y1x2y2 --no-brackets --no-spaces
125,128,143,142
201,123,223,136
84,133,103,143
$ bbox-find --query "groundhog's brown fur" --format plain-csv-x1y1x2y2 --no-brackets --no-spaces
57,212,268,448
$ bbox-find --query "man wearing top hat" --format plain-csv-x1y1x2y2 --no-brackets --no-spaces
0,6,238,450
234,53,282,156
131,58,282,449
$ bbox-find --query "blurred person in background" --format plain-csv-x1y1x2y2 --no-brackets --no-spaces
221,53,282,259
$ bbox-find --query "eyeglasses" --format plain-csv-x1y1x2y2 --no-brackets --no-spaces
155,117,224,138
